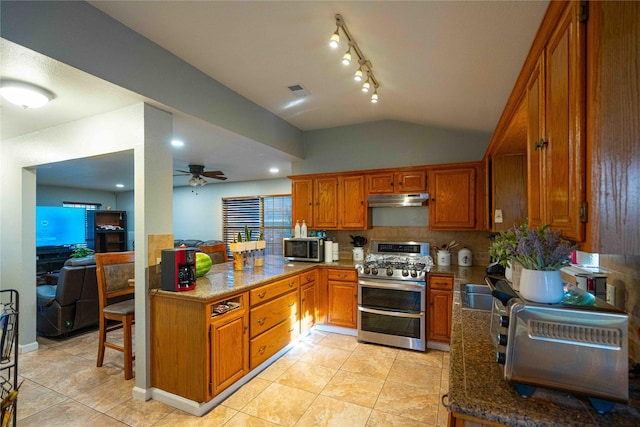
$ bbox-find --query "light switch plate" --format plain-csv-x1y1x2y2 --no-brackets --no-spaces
494,209,503,223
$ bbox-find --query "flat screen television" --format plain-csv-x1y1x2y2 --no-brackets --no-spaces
36,206,86,247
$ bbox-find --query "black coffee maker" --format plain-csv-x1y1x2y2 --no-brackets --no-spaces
161,248,197,291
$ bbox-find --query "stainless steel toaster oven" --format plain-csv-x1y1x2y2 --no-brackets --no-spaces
486,276,629,413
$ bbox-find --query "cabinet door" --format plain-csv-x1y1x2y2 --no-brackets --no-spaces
292,178,314,228
527,57,546,229
427,289,452,342
340,175,367,229
327,281,357,328
314,177,339,229
210,309,248,396
300,282,316,335
543,2,585,241
396,170,426,192
428,167,477,230
367,172,395,194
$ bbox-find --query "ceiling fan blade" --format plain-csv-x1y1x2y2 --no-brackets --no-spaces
213,176,228,181
173,172,191,176
202,171,224,178
175,169,192,174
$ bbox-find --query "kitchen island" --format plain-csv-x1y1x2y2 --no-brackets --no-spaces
447,286,640,427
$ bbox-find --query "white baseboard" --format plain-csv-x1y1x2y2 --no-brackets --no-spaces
314,324,357,336
132,386,152,401
19,341,39,354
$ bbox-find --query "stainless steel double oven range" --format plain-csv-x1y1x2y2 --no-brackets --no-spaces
356,241,432,351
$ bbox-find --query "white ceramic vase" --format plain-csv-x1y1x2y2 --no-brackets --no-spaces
519,268,565,303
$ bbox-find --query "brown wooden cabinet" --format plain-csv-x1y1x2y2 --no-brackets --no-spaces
527,0,586,242
367,169,426,194
427,274,453,343
88,210,127,252
290,174,368,230
300,270,318,335
249,275,299,369
210,301,248,396
327,268,357,328
428,163,484,230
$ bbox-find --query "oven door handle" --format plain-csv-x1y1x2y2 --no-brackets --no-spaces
358,306,424,318
358,279,424,291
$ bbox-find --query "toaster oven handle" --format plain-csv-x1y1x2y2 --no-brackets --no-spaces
485,275,518,305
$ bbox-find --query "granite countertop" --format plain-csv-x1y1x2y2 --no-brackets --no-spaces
448,286,640,427
151,256,358,302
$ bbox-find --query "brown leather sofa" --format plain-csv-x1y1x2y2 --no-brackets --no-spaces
36,256,99,337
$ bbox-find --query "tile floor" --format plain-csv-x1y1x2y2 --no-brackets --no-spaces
16,328,450,426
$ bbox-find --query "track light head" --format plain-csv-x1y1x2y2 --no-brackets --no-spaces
354,68,363,82
342,46,352,65
362,79,370,93
329,28,340,48
371,90,379,103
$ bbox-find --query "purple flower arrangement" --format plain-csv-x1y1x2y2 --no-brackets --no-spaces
501,224,576,271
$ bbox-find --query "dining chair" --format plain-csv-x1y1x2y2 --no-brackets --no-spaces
94,251,135,379
199,243,229,264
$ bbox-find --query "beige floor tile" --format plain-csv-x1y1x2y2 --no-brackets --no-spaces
387,359,441,389
105,396,177,426
241,382,317,426
340,351,394,380
395,348,444,368
295,395,371,427
317,333,360,351
321,370,384,408
300,329,329,345
352,341,400,360
256,354,297,381
299,344,351,369
366,409,430,427
283,339,316,360
223,411,281,426
153,405,237,426
70,375,135,412
276,359,337,393
14,378,68,421
223,377,271,410
17,399,111,427
374,380,440,425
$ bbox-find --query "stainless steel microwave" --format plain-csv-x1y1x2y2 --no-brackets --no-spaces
283,237,324,262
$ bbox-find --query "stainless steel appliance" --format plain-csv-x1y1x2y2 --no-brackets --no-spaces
367,193,429,207
356,241,432,351
283,237,324,262
486,276,629,413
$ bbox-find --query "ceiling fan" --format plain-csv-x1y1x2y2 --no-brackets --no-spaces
174,164,227,186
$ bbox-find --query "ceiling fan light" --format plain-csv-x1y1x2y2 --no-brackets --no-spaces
354,69,363,82
0,80,54,109
199,177,207,186
189,177,198,187
329,29,340,48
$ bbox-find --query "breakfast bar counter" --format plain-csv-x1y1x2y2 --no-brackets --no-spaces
447,288,640,427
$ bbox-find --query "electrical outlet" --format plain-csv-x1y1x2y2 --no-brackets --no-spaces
494,209,503,223
606,283,616,306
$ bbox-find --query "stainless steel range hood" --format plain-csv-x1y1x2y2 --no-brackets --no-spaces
367,193,429,207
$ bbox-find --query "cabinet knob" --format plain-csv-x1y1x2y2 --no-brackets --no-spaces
534,139,548,150
288,302,295,307
258,345,266,354
258,291,266,298
257,317,267,325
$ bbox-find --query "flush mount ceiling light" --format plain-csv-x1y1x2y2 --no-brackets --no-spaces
328,14,380,103
0,79,55,109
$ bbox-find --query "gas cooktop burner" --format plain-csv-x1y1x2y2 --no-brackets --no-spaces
357,241,433,282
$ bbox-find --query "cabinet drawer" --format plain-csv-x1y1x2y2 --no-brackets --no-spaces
299,269,318,286
327,268,357,282
429,274,453,290
250,275,299,305
249,290,298,338
250,316,299,369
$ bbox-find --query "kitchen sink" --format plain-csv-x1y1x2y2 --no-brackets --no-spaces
461,284,493,311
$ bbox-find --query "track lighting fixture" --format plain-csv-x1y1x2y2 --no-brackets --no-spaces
329,14,380,102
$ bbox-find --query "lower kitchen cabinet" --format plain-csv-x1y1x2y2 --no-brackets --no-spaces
210,301,248,396
300,270,318,335
327,268,358,329
427,274,453,342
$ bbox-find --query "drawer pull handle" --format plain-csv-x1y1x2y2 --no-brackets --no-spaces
258,345,266,354
258,291,266,298
258,317,267,325
288,302,295,307
288,328,295,333
289,282,294,287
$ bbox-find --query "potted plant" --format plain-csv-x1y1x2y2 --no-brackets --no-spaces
495,222,576,303
70,247,95,258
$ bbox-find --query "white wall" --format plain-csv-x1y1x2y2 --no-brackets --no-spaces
172,178,291,240
37,185,118,209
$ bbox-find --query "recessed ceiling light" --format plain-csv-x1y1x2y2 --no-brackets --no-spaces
269,168,279,174
116,184,124,188
171,139,184,147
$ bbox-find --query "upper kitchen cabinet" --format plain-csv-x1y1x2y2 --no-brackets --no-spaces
583,1,640,255
367,168,427,194
527,0,586,242
428,162,485,230
290,173,369,230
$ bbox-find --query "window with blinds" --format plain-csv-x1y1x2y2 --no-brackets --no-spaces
223,195,291,257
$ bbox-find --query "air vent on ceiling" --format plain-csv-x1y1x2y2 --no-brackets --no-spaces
287,83,309,98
